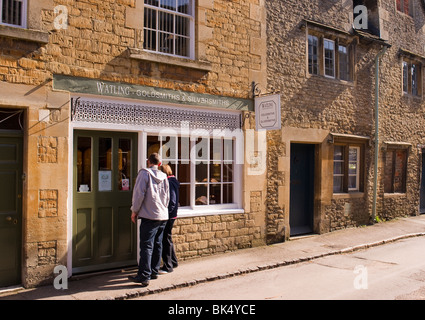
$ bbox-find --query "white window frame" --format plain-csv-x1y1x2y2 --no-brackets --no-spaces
146,133,242,216
324,38,335,78
0,0,27,28
143,0,195,60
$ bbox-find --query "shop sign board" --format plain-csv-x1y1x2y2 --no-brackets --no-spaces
255,94,281,131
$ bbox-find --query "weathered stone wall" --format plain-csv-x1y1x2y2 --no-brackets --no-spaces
266,0,425,239
0,0,268,286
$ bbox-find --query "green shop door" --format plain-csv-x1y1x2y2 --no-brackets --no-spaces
73,130,138,273
0,133,22,287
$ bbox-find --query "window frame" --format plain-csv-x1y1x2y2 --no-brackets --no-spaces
146,133,242,215
402,59,423,97
324,38,336,78
0,0,27,28
307,32,354,82
384,147,408,194
143,0,195,60
332,142,364,194
396,0,414,17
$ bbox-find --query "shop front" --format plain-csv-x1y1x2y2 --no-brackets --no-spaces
54,75,260,275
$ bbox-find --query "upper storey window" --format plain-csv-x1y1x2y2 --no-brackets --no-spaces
308,33,353,82
144,0,195,59
0,0,27,28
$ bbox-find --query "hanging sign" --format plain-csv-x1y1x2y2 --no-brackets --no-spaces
255,94,281,131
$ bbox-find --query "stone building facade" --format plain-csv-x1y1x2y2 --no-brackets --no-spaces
266,0,425,240
2,0,425,289
0,0,268,287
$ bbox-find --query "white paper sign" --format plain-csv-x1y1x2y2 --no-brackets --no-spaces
98,170,112,191
255,94,281,131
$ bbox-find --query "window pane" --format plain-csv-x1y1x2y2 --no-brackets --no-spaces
339,45,349,81
223,139,234,161
384,150,394,193
403,61,408,93
394,150,407,193
223,184,233,204
195,185,207,205
178,136,190,161
334,146,344,161
147,135,160,156
179,184,190,206
333,176,343,193
308,35,318,75
324,39,335,77
210,163,221,182
223,162,234,182
177,161,190,183
145,0,159,7
98,137,112,192
209,184,221,204
77,137,91,192
195,162,208,182
348,175,357,190
412,64,418,96
334,162,343,175
178,0,190,14
195,137,208,161
118,139,132,191
161,0,176,11
161,136,177,163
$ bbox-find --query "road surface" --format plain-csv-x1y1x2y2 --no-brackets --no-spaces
136,236,425,300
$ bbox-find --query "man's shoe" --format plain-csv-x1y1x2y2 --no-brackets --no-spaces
158,269,172,274
128,275,149,287
151,273,158,280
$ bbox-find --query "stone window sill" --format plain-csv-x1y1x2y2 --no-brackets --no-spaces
0,24,49,44
128,48,212,72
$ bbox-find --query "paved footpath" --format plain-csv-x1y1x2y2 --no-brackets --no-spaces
1,215,425,300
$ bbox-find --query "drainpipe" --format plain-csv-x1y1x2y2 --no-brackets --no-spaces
372,44,389,223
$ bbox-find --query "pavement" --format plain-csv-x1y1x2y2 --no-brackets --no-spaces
1,215,425,300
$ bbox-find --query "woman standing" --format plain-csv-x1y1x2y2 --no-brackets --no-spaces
159,164,180,273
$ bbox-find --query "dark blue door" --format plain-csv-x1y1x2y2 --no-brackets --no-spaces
290,143,314,236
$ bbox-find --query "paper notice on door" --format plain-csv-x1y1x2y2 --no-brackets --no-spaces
99,170,112,191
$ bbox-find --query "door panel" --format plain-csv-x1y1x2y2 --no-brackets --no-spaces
73,130,137,273
0,135,22,287
290,143,314,236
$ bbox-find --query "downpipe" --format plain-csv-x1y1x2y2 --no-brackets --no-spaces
372,44,390,223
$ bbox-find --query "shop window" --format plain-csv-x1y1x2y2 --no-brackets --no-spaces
333,144,363,193
307,33,353,81
147,135,237,209
144,0,194,59
0,0,27,28
402,60,422,97
384,148,407,193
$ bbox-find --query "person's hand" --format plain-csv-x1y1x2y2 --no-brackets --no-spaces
131,212,138,224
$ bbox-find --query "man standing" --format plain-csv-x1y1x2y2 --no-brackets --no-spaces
128,153,169,287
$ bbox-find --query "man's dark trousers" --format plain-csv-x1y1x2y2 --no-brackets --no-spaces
138,218,167,281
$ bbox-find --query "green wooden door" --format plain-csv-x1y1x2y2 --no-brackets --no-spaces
0,134,22,287
73,130,138,273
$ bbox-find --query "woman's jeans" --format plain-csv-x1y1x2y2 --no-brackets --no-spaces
137,218,166,281
161,218,178,272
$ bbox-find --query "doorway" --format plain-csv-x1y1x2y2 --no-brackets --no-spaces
289,143,315,236
72,130,138,273
0,109,23,287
